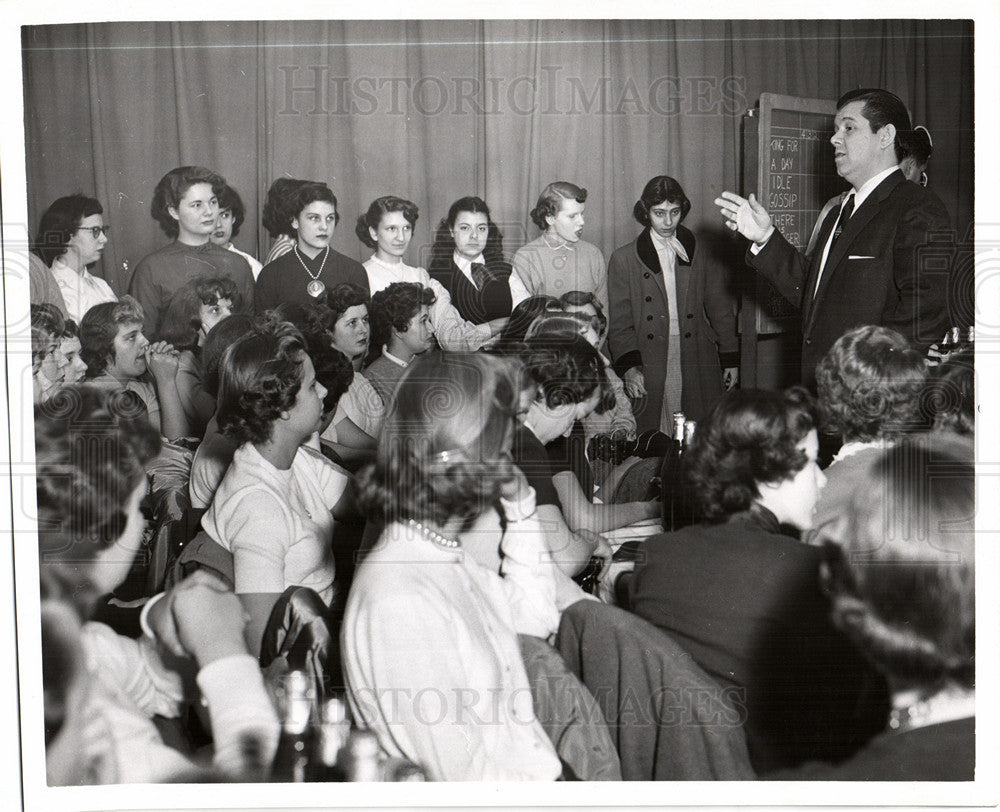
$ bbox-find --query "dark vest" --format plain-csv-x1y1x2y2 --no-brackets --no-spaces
429,257,513,324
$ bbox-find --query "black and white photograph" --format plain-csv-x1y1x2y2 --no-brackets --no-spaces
1,1,997,809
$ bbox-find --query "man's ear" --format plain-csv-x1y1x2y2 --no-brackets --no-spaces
880,123,896,150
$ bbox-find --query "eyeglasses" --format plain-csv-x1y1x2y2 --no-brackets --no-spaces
77,225,111,238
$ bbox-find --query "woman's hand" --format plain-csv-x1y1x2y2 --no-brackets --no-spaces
623,368,646,398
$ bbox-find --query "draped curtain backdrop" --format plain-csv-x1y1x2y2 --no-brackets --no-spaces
21,19,973,296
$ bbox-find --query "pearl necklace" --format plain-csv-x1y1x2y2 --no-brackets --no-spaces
294,245,330,297
406,518,461,549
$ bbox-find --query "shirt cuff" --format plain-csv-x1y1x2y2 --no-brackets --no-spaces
139,592,167,641
500,486,537,522
749,226,776,254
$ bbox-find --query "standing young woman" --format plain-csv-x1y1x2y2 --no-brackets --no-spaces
33,194,116,323
129,166,254,338
357,195,507,351
427,196,528,324
607,175,739,433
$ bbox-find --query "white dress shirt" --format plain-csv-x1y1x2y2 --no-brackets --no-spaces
363,254,493,351
50,258,117,323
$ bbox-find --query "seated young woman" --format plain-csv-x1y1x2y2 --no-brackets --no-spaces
344,352,568,780
357,195,507,350
267,301,358,467
31,304,79,404
36,385,277,784
364,281,438,406
200,321,354,655
628,388,889,774
526,307,637,443
516,336,661,537
188,314,257,509
80,296,189,441
159,275,239,439
771,432,974,781
316,282,382,464
427,195,528,324
811,325,927,545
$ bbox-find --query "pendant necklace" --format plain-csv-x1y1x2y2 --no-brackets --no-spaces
294,245,329,298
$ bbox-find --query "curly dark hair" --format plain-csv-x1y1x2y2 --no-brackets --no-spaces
491,295,562,355
150,166,225,238
266,303,354,415
369,282,437,351
215,322,307,445
35,384,161,564
33,194,104,266
529,182,586,231
158,275,242,351
321,282,371,326
216,184,247,238
816,325,927,442
201,314,257,400
921,347,974,436
355,196,419,248
429,196,506,271
558,290,607,338
79,296,145,378
822,433,974,688
262,177,308,239
687,387,818,521
354,352,522,528
277,182,340,239
520,335,614,415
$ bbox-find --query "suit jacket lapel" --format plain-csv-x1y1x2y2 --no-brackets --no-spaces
802,206,841,328
807,171,905,331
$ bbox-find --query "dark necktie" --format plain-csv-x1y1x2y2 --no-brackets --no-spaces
831,193,855,244
470,262,489,290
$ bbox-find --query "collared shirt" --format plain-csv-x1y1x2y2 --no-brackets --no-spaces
812,165,899,297
363,255,493,351
50,258,117,323
454,250,531,305
381,346,409,368
649,230,683,336
225,243,264,281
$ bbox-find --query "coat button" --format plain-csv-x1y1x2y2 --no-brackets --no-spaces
805,338,813,345
684,332,692,338
647,333,654,340
645,296,652,302
686,313,694,319
646,315,653,321
643,272,650,279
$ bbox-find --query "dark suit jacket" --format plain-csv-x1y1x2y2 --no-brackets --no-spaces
607,226,739,429
747,170,951,385
628,508,889,775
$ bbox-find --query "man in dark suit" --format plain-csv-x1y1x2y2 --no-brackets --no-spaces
715,88,951,386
